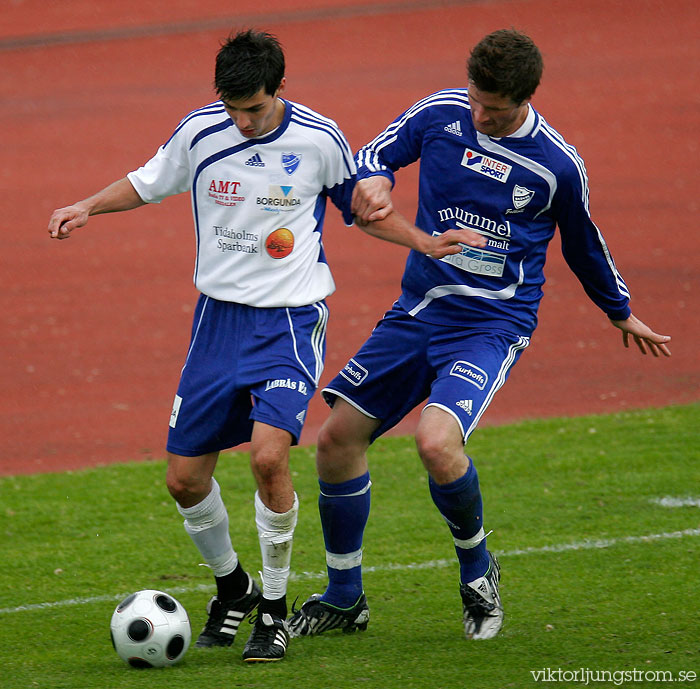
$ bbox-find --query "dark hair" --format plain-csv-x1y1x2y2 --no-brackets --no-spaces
214,29,285,101
467,29,543,104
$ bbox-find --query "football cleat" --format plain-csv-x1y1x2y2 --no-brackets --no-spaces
286,593,370,637
242,612,289,662
460,551,503,640
195,575,261,647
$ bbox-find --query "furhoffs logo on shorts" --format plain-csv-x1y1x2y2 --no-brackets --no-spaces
450,361,488,390
340,358,368,386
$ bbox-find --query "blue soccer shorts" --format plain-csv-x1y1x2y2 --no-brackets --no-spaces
322,304,530,443
167,294,328,457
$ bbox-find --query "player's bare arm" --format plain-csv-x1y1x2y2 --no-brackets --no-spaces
48,177,145,240
351,175,394,223
356,207,486,258
610,314,671,357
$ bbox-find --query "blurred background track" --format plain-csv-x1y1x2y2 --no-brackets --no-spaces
1,0,697,474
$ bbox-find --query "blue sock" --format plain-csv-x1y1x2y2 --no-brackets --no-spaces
318,472,371,608
429,459,490,583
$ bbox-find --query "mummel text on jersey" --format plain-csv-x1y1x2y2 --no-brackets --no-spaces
355,88,631,336
127,99,356,307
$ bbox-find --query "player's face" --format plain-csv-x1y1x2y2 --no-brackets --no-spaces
222,79,286,138
467,82,530,137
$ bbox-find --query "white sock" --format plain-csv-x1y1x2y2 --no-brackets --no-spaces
254,491,299,600
177,478,238,577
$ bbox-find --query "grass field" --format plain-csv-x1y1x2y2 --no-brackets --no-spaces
1,404,698,689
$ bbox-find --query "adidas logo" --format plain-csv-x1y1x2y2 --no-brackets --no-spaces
245,153,265,167
444,120,463,137
274,628,288,650
219,609,245,637
456,399,473,415
296,410,306,425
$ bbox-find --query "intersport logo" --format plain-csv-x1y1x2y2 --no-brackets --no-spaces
461,148,512,183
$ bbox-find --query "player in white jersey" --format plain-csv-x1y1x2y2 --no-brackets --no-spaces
48,30,356,662
287,30,671,643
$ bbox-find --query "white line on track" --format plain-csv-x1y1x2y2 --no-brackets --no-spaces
2,526,699,616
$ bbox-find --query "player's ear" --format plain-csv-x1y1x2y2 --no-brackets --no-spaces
276,77,287,97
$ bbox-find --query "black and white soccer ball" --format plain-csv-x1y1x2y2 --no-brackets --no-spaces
110,589,191,668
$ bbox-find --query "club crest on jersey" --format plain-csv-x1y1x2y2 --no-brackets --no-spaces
461,148,512,183
282,152,302,175
512,185,534,209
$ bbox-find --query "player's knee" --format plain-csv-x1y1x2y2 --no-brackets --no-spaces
317,420,344,456
250,445,287,483
166,468,210,506
415,426,460,478
415,431,445,469
317,415,365,463
317,420,370,483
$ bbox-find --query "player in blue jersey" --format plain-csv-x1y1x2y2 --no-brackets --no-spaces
287,29,671,642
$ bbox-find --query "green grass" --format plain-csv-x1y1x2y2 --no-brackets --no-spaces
1,404,699,689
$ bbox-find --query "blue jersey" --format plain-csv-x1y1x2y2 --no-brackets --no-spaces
356,89,631,336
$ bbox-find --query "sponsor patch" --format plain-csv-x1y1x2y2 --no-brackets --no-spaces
433,233,506,277
257,185,301,213
214,226,259,254
207,179,245,206
265,228,294,258
339,358,368,386
450,361,488,390
264,378,308,394
461,148,512,183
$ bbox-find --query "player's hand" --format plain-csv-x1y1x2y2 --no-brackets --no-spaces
610,314,671,357
352,176,393,223
425,228,487,259
48,204,89,240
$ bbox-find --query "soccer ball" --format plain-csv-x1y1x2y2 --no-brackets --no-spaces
110,589,191,668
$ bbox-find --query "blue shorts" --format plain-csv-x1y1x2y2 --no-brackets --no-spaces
323,304,529,444
167,295,328,456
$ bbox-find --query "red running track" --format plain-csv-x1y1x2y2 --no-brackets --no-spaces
1,0,697,474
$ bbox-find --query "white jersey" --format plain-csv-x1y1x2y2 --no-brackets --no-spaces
127,99,356,307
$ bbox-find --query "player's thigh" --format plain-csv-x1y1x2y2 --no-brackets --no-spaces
322,306,433,439
248,302,329,443
428,329,530,443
